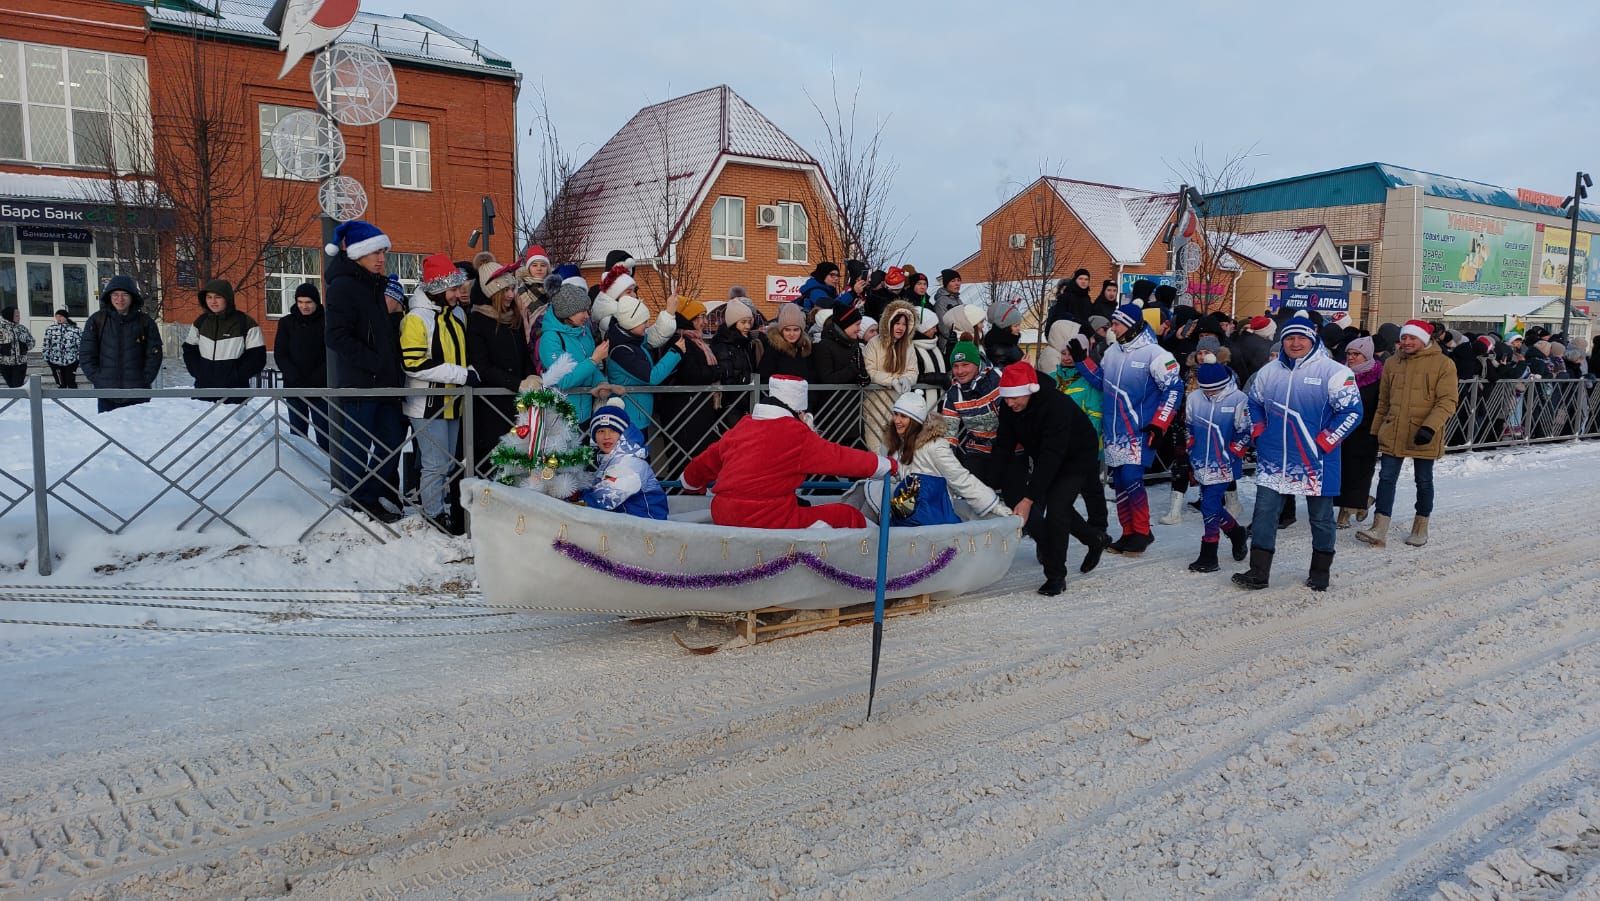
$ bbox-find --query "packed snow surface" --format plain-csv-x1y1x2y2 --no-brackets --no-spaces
2,420,1599,897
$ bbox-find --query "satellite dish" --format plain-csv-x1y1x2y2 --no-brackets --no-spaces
311,44,398,127
271,110,346,180
319,176,368,222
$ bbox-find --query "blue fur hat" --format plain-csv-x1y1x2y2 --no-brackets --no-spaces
324,220,391,259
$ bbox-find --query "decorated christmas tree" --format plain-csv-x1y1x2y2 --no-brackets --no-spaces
489,355,594,499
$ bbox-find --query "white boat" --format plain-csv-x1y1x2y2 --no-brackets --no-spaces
461,477,1020,615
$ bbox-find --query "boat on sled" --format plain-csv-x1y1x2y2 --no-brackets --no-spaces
461,477,1019,616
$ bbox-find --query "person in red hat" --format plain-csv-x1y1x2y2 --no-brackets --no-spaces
990,360,1108,595
1231,314,1276,385
682,375,897,529
1356,319,1459,549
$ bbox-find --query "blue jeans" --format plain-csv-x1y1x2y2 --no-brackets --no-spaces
1251,487,1335,553
408,416,459,518
1373,455,1434,518
333,398,407,507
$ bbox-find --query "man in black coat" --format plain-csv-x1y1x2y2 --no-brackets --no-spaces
273,282,329,449
1231,315,1275,386
1044,268,1095,332
322,220,406,522
990,360,1109,596
79,274,163,413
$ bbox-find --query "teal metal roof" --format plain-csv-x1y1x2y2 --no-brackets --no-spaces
1207,162,1600,225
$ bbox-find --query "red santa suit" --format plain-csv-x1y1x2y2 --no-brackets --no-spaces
682,376,892,529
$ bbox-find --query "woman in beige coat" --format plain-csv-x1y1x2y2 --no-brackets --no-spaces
1357,320,1459,548
863,300,918,452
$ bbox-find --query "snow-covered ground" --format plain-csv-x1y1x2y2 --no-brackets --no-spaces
2,422,1599,898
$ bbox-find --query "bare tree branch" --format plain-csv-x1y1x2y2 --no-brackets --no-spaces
804,69,912,269
517,82,587,265
1165,144,1261,317
628,90,701,302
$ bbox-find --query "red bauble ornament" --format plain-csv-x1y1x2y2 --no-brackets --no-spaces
515,425,530,439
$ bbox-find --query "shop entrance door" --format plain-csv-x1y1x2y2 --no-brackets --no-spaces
19,257,92,343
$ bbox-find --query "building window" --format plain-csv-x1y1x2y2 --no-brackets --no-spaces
259,103,317,181
1030,235,1055,277
0,41,150,171
1339,243,1372,275
776,202,808,264
264,246,322,318
380,119,431,190
386,252,423,295
711,196,745,259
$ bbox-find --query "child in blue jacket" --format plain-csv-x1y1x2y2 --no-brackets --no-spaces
1184,363,1252,572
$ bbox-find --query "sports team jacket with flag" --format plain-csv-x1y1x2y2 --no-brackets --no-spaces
1074,324,1181,468
1247,339,1363,497
1185,382,1252,485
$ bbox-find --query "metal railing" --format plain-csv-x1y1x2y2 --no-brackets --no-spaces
1,376,1597,576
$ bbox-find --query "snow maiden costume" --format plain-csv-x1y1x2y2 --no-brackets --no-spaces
866,391,1011,527
682,375,895,529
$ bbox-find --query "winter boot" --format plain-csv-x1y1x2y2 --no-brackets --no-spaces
1079,532,1111,574
1038,578,1065,597
1158,490,1185,526
1224,490,1243,521
1336,508,1355,529
1354,498,1371,523
1225,524,1250,561
1305,549,1335,591
1232,546,1274,590
1355,514,1391,548
1117,531,1155,556
1188,541,1220,573
1404,516,1429,547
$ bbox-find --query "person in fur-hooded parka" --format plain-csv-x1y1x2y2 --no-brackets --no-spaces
863,299,919,452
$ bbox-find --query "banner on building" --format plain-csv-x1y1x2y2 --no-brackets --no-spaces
766,275,804,305
1272,271,1351,313
1420,208,1534,296
1534,224,1592,299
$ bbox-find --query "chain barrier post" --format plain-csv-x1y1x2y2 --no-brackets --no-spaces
28,375,51,576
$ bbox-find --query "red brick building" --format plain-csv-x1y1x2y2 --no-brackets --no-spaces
561,85,844,315
0,0,519,346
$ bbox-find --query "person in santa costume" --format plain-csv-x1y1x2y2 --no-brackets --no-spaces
682,374,897,529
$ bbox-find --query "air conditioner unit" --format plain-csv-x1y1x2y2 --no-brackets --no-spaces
757,204,782,228
1008,233,1027,250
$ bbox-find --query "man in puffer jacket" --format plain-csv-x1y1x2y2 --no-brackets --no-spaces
182,279,266,403
1074,303,1181,555
1233,312,1362,592
79,275,163,412
0,306,34,388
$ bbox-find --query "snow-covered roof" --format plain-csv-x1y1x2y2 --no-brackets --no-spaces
1441,296,1570,319
144,1,515,77
0,171,161,203
1214,226,1327,270
1045,178,1179,265
560,85,822,267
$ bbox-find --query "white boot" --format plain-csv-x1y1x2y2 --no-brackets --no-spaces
1224,490,1242,520
1158,490,1185,526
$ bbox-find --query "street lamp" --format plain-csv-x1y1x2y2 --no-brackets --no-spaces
1558,170,1592,340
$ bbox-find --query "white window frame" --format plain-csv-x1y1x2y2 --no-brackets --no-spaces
711,196,745,260
1030,235,1055,277
264,246,323,318
380,118,432,191
0,40,151,171
1339,243,1372,275
259,103,317,181
776,201,808,264
386,251,423,295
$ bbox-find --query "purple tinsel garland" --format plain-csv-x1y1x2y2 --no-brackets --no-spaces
551,539,957,592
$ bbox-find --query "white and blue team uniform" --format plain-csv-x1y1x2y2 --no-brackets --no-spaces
1186,377,1252,548
1247,338,1363,498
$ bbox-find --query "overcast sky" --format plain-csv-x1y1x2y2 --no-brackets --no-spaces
369,0,1599,271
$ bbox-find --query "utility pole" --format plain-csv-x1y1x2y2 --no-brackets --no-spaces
1558,170,1592,340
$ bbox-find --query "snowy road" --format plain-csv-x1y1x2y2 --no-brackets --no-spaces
2,443,1599,898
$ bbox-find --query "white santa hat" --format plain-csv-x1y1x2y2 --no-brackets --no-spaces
1400,319,1434,345
766,374,808,412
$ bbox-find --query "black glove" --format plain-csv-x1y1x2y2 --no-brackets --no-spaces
465,367,482,388
1413,426,1434,446
1142,423,1164,447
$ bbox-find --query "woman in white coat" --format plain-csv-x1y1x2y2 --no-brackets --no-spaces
868,391,1011,526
